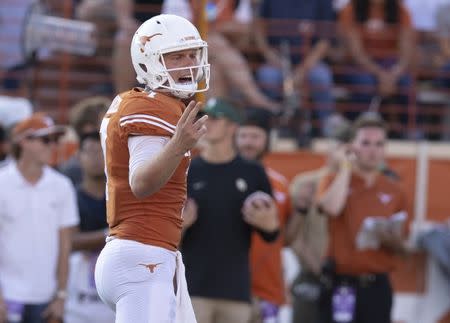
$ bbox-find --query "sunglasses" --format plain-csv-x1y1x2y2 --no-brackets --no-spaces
27,135,59,144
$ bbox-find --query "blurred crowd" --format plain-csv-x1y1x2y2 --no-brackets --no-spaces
2,0,450,141
0,1,450,323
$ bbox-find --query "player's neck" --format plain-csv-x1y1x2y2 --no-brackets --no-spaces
201,140,236,164
16,158,44,185
353,164,379,187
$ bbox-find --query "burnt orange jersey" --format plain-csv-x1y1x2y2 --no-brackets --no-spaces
250,167,291,305
317,172,408,275
100,88,189,251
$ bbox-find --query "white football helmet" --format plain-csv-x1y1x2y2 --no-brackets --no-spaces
130,14,210,99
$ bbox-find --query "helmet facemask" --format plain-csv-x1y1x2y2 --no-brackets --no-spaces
135,42,210,99
158,45,210,99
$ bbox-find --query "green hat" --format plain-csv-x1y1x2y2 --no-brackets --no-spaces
203,98,242,124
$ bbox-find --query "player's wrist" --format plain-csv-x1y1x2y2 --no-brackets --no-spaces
168,138,188,157
55,289,67,300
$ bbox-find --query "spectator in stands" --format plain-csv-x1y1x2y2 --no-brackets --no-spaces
64,132,114,323
288,122,353,323
338,0,415,129
434,2,450,140
0,113,79,323
162,0,279,112
75,0,116,96
113,0,164,93
254,0,336,134
316,115,410,323
59,96,110,185
236,108,293,323
181,98,279,323
435,2,450,89
0,0,35,97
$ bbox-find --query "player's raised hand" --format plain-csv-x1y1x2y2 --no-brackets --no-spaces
172,101,208,154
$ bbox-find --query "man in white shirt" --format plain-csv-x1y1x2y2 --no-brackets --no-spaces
0,113,79,323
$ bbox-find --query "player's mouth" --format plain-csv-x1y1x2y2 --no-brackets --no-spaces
178,76,193,84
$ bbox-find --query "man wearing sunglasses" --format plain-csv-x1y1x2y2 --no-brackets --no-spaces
0,113,79,323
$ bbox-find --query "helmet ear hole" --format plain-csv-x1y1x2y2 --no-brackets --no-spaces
139,64,147,73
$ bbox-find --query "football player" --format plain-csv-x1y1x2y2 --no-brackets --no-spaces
94,14,209,323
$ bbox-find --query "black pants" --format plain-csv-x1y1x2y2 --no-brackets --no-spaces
291,270,322,323
318,273,392,323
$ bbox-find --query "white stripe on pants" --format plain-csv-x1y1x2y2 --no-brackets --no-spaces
95,238,196,323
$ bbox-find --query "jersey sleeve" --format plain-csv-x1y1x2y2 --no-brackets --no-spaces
118,97,177,140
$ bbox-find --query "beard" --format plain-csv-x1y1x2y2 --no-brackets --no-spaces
239,144,267,161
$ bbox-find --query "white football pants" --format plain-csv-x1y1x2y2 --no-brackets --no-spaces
95,238,196,323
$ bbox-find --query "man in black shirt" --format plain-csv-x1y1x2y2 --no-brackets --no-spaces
64,132,114,323
181,98,279,323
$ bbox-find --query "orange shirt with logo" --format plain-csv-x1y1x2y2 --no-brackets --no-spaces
100,88,189,251
339,3,412,59
250,167,291,305
318,172,408,275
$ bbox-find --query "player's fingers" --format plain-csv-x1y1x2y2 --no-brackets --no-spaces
179,100,197,125
194,114,208,130
196,124,207,138
186,102,203,125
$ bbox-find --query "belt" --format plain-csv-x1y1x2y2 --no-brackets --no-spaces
77,292,102,303
336,273,388,288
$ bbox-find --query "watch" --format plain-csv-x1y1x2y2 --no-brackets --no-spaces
55,289,67,300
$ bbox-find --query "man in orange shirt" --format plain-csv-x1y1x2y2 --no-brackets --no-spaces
316,115,410,323
95,14,210,323
236,108,292,323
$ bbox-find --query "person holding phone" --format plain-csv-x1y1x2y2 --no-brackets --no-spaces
316,114,410,323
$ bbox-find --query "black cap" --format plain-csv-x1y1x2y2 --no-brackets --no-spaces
241,108,272,133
